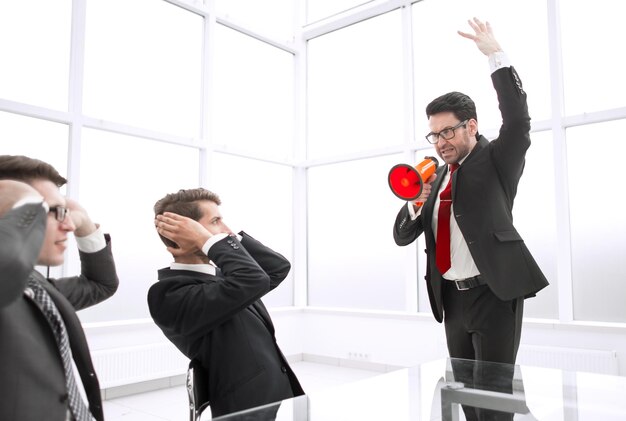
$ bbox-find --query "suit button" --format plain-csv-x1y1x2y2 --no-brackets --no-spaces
281,366,287,373
59,393,69,402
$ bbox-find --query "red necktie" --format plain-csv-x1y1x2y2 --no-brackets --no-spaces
436,163,459,274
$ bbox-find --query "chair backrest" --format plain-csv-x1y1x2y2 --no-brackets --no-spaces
187,359,210,421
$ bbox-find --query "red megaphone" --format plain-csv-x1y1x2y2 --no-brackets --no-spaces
388,156,439,201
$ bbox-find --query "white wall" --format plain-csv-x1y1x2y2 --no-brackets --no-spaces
291,310,626,375
84,308,626,391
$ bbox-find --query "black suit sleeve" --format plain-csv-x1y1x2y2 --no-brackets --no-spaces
49,235,119,311
149,235,286,340
490,66,532,204
393,203,424,246
239,231,291,291
0,203,46,308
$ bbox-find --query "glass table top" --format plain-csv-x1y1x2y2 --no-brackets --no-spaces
212,358,626,421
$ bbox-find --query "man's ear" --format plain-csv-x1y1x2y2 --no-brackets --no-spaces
468,119,478,137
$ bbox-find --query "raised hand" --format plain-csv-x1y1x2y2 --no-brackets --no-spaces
0,180,43,216
458,17,503,56
155,212,212,257
66,198,98,237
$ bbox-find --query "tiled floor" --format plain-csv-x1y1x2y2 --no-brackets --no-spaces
102,361,383,420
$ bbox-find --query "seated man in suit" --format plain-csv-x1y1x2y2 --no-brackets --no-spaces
0,155,119,421
149,188,304,418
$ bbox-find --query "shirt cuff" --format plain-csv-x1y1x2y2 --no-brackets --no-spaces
488,51,511,73
407,201,422,220
201,233,230,256
12,196,48,212
76,225,107,253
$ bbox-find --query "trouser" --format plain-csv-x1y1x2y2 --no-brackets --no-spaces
443,282,524,421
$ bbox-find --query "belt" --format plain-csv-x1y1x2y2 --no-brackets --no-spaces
449,275,485,291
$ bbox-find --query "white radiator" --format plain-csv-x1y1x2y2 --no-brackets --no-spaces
517,345,618,375
90,343,619,390
91,343,188,388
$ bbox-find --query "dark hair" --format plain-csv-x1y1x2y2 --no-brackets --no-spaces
153,188,221,248
425,91,478,123
0,155,67,186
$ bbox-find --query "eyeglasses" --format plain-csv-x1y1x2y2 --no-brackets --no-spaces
49,206,70,222
425,120,468,144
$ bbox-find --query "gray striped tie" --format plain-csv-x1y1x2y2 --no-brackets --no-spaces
26,277,93,421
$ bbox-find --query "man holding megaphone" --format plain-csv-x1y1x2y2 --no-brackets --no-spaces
393,18,549,374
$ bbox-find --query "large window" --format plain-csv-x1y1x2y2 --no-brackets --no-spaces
212,25,295,161
215,0,295,42
1,0,625,325
308,154,408,310
307,10,404,159
560,0,626,115
568,121,626,322
0,0,71,110
306,0,372,24
0,0,297,322
83,0,203,137
304,0,625,323
0,112,68,170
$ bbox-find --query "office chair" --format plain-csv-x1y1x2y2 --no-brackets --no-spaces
187,359,210,421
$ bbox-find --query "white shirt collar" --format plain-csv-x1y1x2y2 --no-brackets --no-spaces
169,262,217,276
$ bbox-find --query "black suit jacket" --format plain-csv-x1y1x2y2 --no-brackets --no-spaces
148,232,304,418
0,203,119,421
394,66,549,322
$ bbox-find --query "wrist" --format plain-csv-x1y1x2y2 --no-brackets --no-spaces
488,51,510,72
201,232,229,256
197,233,212,250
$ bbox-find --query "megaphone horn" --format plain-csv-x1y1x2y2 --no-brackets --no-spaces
388,156,439,201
